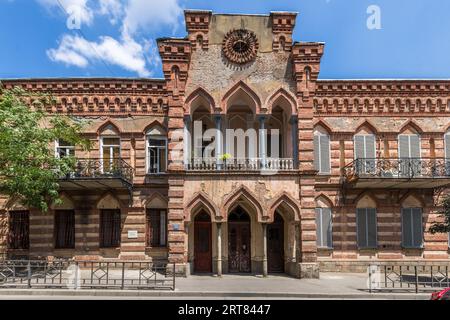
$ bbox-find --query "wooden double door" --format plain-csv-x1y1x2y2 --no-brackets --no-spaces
194,211,212,273
228,206,251,273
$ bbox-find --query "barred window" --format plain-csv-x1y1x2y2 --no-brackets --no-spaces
146,209,167,247
54,210,75,249
100,209,121,248
8,211,29,250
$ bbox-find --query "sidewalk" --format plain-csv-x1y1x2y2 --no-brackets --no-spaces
0,273,432,300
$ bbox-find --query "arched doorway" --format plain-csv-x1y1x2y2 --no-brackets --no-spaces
194,211,212,273
267,212,285,273
228,206,251,273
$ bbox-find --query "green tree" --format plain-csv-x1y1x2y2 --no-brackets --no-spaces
0,86,90,211
429,194,450,234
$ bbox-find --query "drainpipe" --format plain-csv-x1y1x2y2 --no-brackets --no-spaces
262,223,268,277
217,222,222,277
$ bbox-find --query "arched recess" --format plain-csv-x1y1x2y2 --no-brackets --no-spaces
268,192,301,223
222,81,262,114
96,192,121,209
400,193,425,208
143,120,167,136
315,194,334,208
221,185,264,222
355,119,379,135
2,196,27,211
266,88,298,115
51,193,75,210
399,119,423,135
354,191,378,208
143,192,168,209
313,120,333,135
97,120,121,136
184,191,220,223
185,87,216,115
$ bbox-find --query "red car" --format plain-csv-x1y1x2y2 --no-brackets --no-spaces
431,288,450,300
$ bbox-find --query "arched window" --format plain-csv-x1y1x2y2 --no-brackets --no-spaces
147,126,167,174
398,129,421,177
313,126,330,174
356,195,377,249
354,130,376,174
401,196,423,249
55,139,75,158
315,196,332,249
100,125,121,173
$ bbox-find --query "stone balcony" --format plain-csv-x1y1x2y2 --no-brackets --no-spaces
342,158,450,189
186,157,296,171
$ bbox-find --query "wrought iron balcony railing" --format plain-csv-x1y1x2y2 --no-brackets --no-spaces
186,157,295,171
343,158,450,181
60,158,134,185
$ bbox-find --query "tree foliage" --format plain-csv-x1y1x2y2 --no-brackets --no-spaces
429,194,450,234
0,85,90,211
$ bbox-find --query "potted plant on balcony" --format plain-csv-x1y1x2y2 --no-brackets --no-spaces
218,153,232,168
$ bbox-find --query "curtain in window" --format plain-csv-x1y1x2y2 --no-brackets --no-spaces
146,209,167,247
8,211,30,249
100,209,121,247
55,210,75,249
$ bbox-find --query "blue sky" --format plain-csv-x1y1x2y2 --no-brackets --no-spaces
0,0,449,79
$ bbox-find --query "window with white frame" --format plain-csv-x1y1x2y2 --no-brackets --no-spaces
356,208,377,249
56,139,75,158
147,126,167,174
315,207,332,248
401,207,423,248
313,129,330,174
354,134,376,174
101,137,120,172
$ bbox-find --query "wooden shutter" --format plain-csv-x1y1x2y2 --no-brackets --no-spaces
356,208,367,248
314,135,320,171
357,208,377,248
320,135,330,173
367,208,377,248
398,135,410,158
410,135,421,158
354,135,365,160
315,208,323,247
365,135,376,158
402,208,413,247
412,208,423,248
445,135,450,159
316,208,332,248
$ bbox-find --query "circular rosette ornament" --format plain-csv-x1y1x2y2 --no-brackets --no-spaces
222,29,259,64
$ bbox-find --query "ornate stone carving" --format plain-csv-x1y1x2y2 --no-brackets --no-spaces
222,29,259,64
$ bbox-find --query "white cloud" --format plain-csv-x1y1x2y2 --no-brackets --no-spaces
47,33,151,76
37,0,94,27
122,0,183,36
42,0,184,76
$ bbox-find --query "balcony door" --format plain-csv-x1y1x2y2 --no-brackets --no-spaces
354,135,376,175
101,137,121,173
398,134,421,177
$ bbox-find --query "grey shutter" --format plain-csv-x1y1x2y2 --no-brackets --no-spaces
399,135,410,158
315,208,322,247
356,208,367,248
366,135,376,173
323,208,333,248
354,135,365,160
320,135,330,173
367,208,377,248
445,135,450,160
314,136,320,171
402,208,413,247
412,208,423,248
410,135,421,158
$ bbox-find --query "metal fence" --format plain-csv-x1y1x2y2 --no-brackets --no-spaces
368,264,450,293
0,260,175,290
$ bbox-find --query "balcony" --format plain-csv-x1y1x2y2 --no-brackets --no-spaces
58,158,133,191
342,158,450,189
186,157,296,172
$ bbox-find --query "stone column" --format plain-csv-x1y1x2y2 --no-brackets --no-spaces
217,222,222,277
214,115,223,169
262,223,268,277
290,115,299,169
183,115,191,169
295,222,301,262
258,115,267,169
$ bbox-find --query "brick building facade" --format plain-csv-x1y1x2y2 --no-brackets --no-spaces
0,10,449,277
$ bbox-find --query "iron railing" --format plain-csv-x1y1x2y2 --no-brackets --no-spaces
60,158,134,184
0,260,175,290
186,157,295,171
343,158,450,181
368,264,450,293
